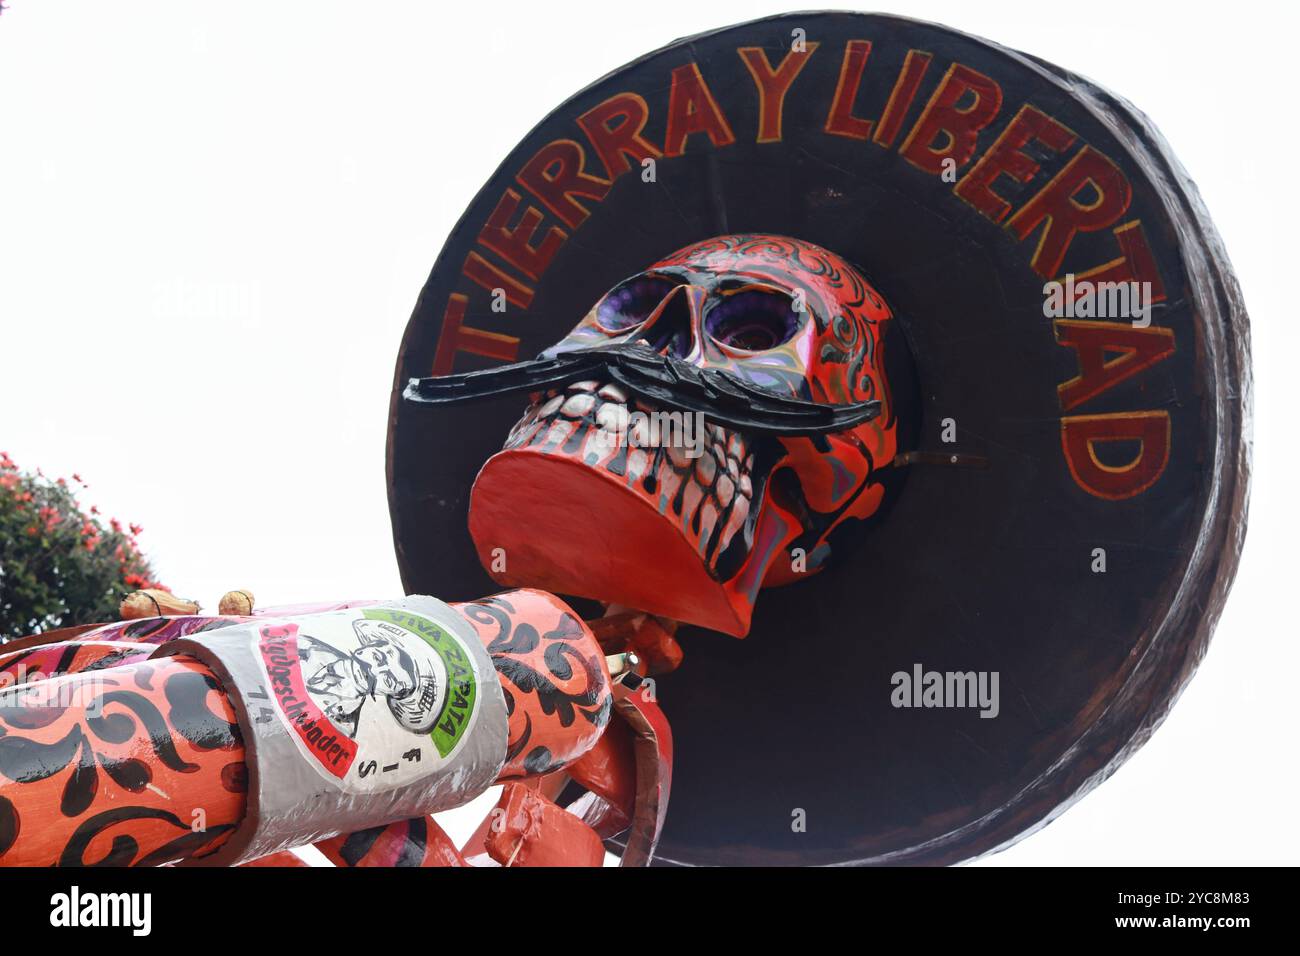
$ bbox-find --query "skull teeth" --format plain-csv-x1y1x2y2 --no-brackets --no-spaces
715,473,735,507
561,392,596,418
695,454,717,485
596,402,629,432
597,383,628,402
506,381,758,573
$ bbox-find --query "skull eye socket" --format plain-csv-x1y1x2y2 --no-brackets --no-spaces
595,276,677,333
705,289,801,352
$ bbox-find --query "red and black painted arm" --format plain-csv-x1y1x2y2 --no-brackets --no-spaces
0,589,670,867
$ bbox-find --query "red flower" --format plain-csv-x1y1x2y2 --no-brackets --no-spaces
1,461,164,636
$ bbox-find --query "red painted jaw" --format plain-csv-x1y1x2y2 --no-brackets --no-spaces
467,380,772,637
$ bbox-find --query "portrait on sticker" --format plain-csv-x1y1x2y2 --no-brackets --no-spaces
298,617,447,738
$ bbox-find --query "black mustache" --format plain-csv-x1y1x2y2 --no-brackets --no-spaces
402,342,880,436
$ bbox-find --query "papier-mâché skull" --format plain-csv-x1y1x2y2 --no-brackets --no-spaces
466,234,899,637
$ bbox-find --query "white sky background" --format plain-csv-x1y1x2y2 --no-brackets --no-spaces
0,1,1295,866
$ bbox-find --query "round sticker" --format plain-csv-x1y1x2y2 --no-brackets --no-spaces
255,607,484,792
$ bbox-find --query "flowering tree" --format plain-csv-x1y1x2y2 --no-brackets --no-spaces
0,451,164,641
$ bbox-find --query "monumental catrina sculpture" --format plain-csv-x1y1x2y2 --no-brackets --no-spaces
0,13,1248,866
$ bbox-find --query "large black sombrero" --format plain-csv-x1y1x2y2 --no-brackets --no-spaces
387,12,1250,864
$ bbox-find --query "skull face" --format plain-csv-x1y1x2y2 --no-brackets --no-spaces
467,234,899,637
